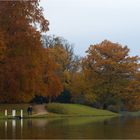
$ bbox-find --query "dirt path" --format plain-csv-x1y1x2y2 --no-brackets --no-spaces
33,104,48,115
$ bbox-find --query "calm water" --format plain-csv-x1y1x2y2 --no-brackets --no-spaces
0,116,140,139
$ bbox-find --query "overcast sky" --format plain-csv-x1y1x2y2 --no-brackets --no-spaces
40,0,140,56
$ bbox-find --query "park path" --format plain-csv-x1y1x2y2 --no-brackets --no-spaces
33,104,48,115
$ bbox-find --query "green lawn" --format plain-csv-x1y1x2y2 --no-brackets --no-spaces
46,103,118,116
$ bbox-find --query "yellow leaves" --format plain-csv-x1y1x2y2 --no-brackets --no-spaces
47,46,71,73
66,72,96,103
125,73,140,110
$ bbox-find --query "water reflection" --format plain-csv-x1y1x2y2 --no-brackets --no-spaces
12,120,16,139
103,119,109,125
1,117,140,139
4,121,7,139
20,119,23,138
27,119,32,128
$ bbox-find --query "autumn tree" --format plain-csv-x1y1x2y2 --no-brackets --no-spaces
0,0,53,103
42,50,63,102
43,36,97,105
42,35,78,72
42,35,81,101
83,40,140,109
0,30,6,62
124,72,140,110
66,71,96,104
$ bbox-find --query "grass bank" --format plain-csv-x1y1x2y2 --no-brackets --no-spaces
0,103,118,119
46,103,118,116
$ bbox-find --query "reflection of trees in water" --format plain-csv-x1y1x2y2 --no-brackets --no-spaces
1,117,140,139
103,120,109,125
4,121,7,139
27,119,32,128
27,119,49,128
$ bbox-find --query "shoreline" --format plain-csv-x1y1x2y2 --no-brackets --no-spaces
0,113,119,120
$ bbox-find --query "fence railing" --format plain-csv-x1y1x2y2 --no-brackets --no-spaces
4,109,23,118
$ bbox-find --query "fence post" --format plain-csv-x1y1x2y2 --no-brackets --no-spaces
12,110,16,117
5,110,8,117
20,110,23,118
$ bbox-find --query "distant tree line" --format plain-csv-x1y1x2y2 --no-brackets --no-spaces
0,1,140,111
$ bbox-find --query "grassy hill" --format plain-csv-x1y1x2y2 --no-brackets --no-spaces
46,103,117,116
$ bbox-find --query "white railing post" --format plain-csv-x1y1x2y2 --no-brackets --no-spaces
12,110,16,117
20,110,23,118
5,110,8,117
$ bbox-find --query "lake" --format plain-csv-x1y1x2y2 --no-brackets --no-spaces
0,116,140,139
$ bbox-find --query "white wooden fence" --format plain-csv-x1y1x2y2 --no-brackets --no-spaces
4,109,23,118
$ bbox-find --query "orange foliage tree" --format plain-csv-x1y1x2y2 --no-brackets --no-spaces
0,1,63,103
83,40,140,109
42,36,83,102
42,50,63,102
0,30,6,62
125,72,140,110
